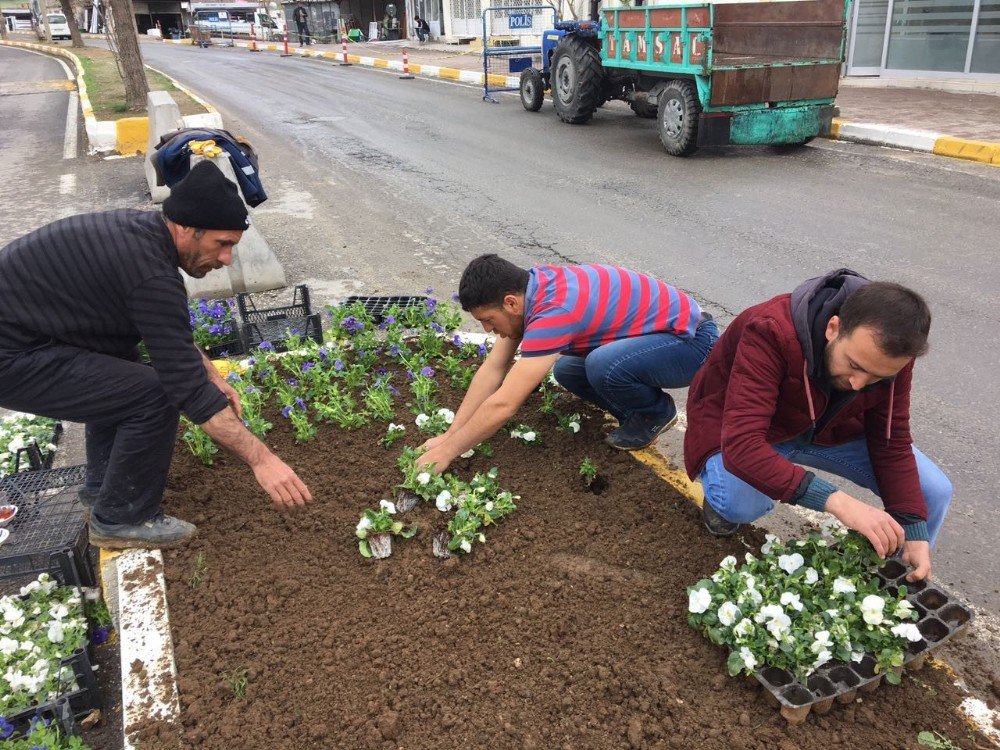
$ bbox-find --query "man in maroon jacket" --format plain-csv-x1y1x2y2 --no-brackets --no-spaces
685,269,951,582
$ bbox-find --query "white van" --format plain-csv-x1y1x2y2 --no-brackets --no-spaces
36,13,72,41
191,6,278,39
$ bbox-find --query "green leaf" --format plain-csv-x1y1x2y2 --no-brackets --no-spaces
400,526,418,538
358,540,372,558
727,650,744,676
885,669,902,685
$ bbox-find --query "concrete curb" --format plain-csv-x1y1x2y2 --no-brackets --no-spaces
828,118,1000,167
0,39,219,156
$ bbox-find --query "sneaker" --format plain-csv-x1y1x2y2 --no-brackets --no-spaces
605,399,678,451
88,513,197,550
702,501,741,537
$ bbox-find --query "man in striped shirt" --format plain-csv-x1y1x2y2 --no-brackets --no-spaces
0,162,311,549
418,254,718,472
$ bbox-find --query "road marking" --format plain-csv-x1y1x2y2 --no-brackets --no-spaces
63,90,78,159
59,173,76,194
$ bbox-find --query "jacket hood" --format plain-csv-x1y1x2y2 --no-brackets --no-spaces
790,268,869,377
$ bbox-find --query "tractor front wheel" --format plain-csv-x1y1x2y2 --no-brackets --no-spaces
519,68,545,112
657,80,701,156
550,36,604,125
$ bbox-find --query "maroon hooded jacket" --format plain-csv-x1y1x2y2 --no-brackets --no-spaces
684,269,927,520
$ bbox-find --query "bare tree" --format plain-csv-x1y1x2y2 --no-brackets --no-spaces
106,0,148,110
1,16,8,40
59,0,85,46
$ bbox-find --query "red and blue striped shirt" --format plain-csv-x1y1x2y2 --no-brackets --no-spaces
521,264,703,357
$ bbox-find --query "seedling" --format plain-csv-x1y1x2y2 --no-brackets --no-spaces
181,419,218,466
382,423,406,448
189,552,207,589
228,667,249,700
917,731,960,749
579,458,598,488
356,500,418,558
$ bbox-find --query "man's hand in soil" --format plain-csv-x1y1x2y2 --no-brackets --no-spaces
201,405,312,509
902,540,932,582
825,491,905,558
201,349,242,419
416,352,559,474
418,433,449,453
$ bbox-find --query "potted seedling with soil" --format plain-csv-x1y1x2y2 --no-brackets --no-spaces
356,500,417,559
578,458,607,494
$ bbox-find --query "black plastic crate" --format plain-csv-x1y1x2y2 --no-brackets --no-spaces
204,335,245,360
237,285,322,352
6,695,75,738
0,465,95,595
11,422,63,473
341,295,427,323
5,647,102,736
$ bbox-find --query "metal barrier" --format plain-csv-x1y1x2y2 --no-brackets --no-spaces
482,4,557,102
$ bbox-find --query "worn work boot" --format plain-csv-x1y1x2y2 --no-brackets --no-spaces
702,501,741,537
605,398,678,451
88,513,197,550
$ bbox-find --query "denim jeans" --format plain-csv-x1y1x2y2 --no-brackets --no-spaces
416,29,427,41
700,438,952,546
552,320,719,422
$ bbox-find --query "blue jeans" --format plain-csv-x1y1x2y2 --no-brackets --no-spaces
552,321,718,422
416,29,428,41
700,438,952,546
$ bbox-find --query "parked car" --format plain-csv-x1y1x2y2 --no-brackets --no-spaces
36,12,72,40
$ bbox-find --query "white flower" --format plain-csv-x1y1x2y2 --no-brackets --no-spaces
804,567,819,585
777,553,804,574
356,516,372,533
415,413,430,428
744,553,757,565
47,621,65,644
379,499,397,515
387,422,404,433
851,651,865,663
813,649,833,668
711,571,725,584
780,592,804,612
766,615,791,639
416,472,431,486
569,421,580,433
738,587,763,607
734,618,754,639
0,636,17,656
460,539,472,553
717,601,740,626
688,587,712,614
477,533,486,543
761,533,780,555
435,490,453,512
833,577,857,595
460,449,475,459
521,431,536,442
891,623,922,642
741,573,757,589
739,646,758,671
48,603,69,621
819,516,847,538
893,600,915,620
484,501,494,512
510,428,523,439
437,408,455,425
719,555,737,573
811,630,833,653
861,594,886,626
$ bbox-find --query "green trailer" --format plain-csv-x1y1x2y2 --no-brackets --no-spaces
534,0,850,155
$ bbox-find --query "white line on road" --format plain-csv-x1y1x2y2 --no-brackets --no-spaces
63,90,78,159
59,173,76,194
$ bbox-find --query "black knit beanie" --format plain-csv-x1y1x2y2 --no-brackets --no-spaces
163,161,250,231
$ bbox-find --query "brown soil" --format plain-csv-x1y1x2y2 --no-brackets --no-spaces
79,631,124,750
161,384,993,750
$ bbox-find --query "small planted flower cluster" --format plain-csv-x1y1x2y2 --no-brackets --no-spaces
355,499,418,558
414,408,455,437
0,575,88,715
188,297,238,350
687,525,920,683
0,413,59,478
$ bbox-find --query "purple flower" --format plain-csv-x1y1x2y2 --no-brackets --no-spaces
478,343,487,357
420,366,435,378
425,287,434,295
385,315,395,325
286,378,298,386
334,359,344,371
340,316,365,335
318,347,328,360
452,334,462,347
302,362,315,372
295,397,307,411
281,405,293,418
258,341,275,352
247,357,257,367
243,419,250,428
375,367,388,376
406,369,415,380
451,292,461,301
0,717,14,740
91,625,110,646
358,350,367,359
388,385,400,396
430,322,443,333
389,344,401,358
425,298,438,313
244,385,258,394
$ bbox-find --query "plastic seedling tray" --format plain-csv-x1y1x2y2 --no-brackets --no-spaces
11,422,63,473
6,695,75,738
238,285,323,352
204,333,245,360
5,646,102,734
752,562,975,724
341,295,428,323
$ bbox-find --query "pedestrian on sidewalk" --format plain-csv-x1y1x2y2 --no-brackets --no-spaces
0,161,312,549
416,254,718,473
685,269,951,582
413,15,430,42
293,4,310,46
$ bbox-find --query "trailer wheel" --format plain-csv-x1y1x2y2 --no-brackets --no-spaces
519,68,545,112
657,80,701,156
550,35,604,125
629,99,657,119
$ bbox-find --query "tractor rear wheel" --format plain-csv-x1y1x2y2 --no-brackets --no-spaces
550,35,604,125
519,68,544,112
657,80,701,156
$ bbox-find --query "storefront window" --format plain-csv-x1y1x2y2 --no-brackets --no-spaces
885,0,975,71
971,0,1000,72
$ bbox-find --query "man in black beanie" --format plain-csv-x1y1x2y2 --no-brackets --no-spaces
0,161,312,549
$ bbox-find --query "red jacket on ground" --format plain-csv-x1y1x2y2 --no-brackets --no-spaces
684,281,927,520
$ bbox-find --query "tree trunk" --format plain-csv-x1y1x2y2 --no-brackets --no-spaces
60,0,85,46
107,0,148,110
0,17,8,40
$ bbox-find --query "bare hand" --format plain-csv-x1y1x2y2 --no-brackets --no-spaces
419,433,449,453
825,491,905,558
902,540,932,582
214,377,243,420
252,454,311,509
416,447,451,475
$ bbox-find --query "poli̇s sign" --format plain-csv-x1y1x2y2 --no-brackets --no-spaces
509,13,533,29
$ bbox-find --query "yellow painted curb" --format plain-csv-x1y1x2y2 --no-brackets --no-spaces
439,67,462,81
933,136,1000,166
829,118,843,138
348,54,360,64
115,116,149,155
409,63,422,74
144,63,217,115
373,58,388,69
631,446,704,507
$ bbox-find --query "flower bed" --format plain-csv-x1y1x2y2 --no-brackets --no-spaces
153,300,988,748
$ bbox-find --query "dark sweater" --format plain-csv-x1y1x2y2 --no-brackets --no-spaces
0,209,227,424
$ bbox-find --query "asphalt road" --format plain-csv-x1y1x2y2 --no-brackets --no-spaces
139,42,1000,615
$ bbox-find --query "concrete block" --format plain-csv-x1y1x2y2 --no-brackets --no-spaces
115,116,149,155
182,112,224,129
182,267,234,299
145,91,183,203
